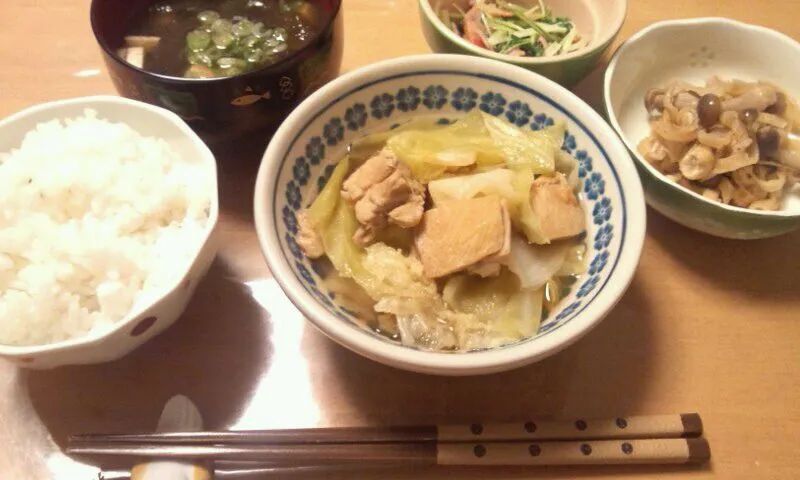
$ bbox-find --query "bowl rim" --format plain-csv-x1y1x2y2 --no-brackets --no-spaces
89,0,343,84
0,95,220,356
603,16,800,219
417,0,628,65
254,53,646,375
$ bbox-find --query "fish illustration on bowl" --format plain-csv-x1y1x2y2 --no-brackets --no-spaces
231,87,272,107
142,83,204,121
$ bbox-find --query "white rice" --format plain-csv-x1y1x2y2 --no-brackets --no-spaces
0,110,211,346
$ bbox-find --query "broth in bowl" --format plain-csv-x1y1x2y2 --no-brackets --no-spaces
121,0,327,78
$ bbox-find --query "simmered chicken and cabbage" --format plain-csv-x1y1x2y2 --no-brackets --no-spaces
638,77,800,210
297,112,588,351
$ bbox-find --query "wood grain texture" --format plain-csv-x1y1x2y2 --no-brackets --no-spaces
0,1,799,479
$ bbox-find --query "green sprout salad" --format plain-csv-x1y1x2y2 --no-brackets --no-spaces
436,0,587,58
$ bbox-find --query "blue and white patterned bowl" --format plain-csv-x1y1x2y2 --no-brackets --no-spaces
254,54,646,375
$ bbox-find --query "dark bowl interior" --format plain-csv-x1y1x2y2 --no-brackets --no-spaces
90,0,343,145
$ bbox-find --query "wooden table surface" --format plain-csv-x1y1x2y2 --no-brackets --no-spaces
1,1,799,479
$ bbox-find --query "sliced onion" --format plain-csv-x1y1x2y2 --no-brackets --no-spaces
515,288,544,337
506,235,569,289
697,128,732,150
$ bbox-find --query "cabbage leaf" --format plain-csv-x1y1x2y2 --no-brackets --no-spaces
306,156,351,229
480,112,563,175
385,112,566,184
386,112,507,182
349,117,446,166
308,156,379,292
510,171,548,244
443,269,544,342
499,288,545,338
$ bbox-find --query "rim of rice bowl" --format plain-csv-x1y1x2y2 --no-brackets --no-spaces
0,96,219,356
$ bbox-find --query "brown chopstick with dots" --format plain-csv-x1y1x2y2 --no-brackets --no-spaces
67,413,710,467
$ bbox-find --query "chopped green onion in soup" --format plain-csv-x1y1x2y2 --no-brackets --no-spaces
120,0,325,78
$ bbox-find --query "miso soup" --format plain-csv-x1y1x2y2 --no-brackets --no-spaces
122,0,327,78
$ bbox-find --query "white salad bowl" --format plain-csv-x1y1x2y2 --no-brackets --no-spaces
0,96,220,369
254,54,646,376
604,18,800,239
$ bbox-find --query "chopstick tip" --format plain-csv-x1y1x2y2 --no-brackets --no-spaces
686,437,711,464
680,413,703,437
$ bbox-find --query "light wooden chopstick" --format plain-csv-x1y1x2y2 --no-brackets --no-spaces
67,414,709,467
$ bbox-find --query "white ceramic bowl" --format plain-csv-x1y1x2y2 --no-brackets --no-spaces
0,96,220,369
604,18,800,239
254,54,646,376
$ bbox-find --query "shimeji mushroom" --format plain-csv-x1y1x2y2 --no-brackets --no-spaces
679,144,716,180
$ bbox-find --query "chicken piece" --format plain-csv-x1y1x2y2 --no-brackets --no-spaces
349,226,371,245
414,196,511,279
530,174,586,241
352,170,412,224
388,200,425,228
341,150,397,203
296,210,325,259
341,148,425,245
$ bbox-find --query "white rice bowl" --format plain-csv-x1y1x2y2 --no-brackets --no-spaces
0,109,211,346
